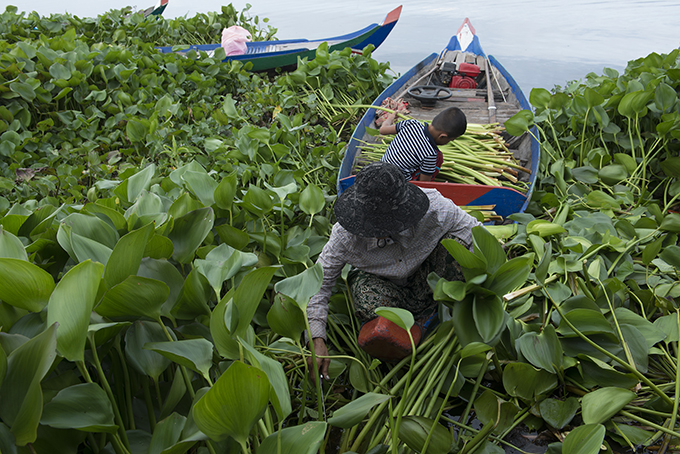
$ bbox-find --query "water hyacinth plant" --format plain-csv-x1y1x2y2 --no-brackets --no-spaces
1,3,680,454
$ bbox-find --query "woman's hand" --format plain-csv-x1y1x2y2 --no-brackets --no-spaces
308,337,330,382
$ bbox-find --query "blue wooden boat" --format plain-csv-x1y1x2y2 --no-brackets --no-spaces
156,6,402,72
339,18,540,220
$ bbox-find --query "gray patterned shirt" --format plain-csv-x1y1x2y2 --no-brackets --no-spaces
307,188,482,339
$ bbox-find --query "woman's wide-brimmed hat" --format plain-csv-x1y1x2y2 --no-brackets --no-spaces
334,162,430,237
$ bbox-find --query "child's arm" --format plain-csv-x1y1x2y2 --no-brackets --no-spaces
379,112,398,135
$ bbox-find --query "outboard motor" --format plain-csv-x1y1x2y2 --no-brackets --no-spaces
449,62,480,89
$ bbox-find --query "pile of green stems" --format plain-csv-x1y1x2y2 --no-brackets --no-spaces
358,123,530,193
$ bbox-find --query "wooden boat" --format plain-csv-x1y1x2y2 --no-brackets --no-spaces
140,0,168,17
156,6,402,72
339,18,540,220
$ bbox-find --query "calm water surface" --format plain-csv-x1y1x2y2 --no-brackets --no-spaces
4,0,680,95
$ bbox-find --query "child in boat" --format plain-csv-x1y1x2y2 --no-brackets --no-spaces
379,106,467,181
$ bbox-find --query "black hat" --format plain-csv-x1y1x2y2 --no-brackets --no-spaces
334,162,430,237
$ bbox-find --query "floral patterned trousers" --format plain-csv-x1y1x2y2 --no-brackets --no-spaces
348,232,466,324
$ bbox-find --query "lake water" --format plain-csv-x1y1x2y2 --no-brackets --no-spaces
5,0,680,95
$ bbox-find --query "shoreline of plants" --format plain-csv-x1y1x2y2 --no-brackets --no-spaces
1,4,680,454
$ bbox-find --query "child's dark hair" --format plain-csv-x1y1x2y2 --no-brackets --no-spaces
431,107,467,138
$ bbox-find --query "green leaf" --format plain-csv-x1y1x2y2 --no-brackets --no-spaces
172,268,212,320
327,392,390,429
586,190,621,209
87,322,131,349
40,383,117,433
168,208,215,264
515,325,563,374
474,390,519,435
10,81,36,102
194,243,258,298
183,170,218,207
505,110,534,136
562,424,605,454
215,224,250,250
258,422,327,454
210,291,240,360
529,88,551,109
0,258,54,312
598,164,628,186
267,293,306,340
539,397,580,429
214,171,237,211
233,266,278,337
375,307,414,331
582,387,636,425
441,238,486,270
502,362,558,401
642,237,664,266
274,263,323,310
47,260,105,362
193,361,270,444
488,255,532,296
96,276,169,321
145,339,213,382
241,185,274,218
124,321,172,381
127,164,156,202
398,415,452,454
433,278,466,302
557,309,615,337
614,307,667,348
660,245,680,268
49,62,72,80
472,226,505,275
654,82,677,112
240,340,293,420
126,118,148,143
660,213,680,233
103,222,154,289
147,413,191,454
0,227,27,260
138,258,184,319
299,184,325,216
526,220,566,237
221,94,241,120
472,293,506,343
0,324,57,446
653,314,680,344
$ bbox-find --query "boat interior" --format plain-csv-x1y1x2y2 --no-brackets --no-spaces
355,50,534,184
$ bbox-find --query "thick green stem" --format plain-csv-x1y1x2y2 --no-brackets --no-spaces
141,377,157,432
457,355,490,441
86,339,131,450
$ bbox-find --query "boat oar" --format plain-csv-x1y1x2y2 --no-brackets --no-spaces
484,58,497,123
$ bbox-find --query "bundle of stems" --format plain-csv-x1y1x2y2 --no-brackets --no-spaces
358,121,531,192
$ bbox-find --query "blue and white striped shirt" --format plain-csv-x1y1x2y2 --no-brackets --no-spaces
381,119,439,179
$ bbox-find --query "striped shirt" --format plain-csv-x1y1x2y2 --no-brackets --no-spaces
306,189,483,340
381,119,439,179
